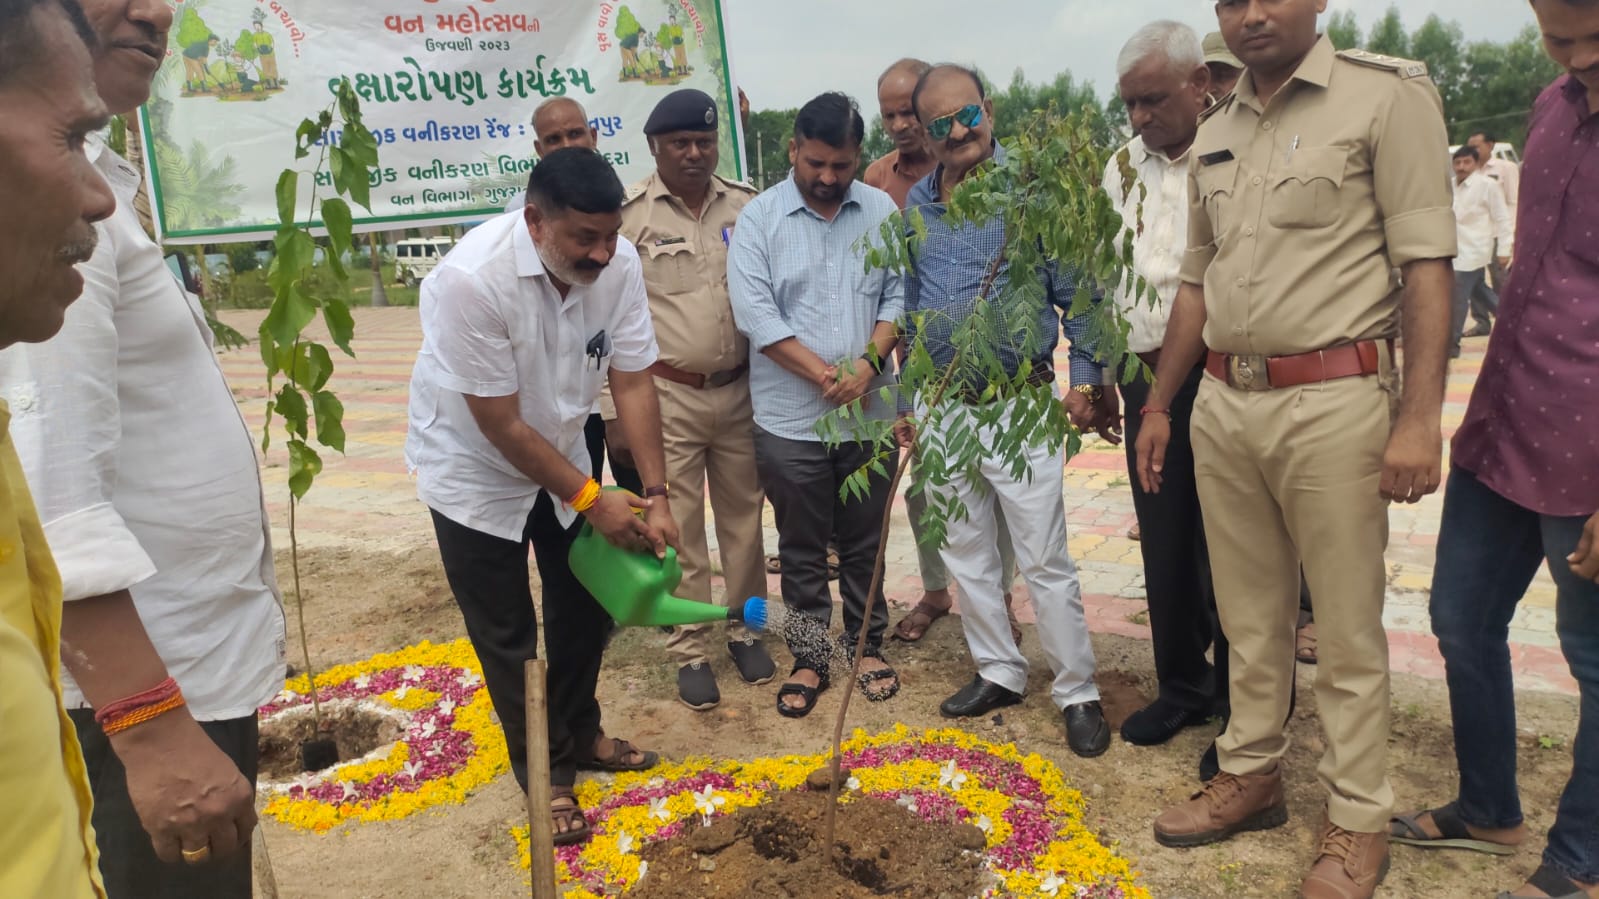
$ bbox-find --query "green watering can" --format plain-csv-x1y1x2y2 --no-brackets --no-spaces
568,519,767,631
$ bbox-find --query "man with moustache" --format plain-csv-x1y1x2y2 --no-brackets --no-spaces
1388,2,1599,897
502,97,643,505
0,0,287,892
1103,21,1230,766
406,148,677,845
729,92,904,718
1135,1,1455,895
0,0,115,893
619,89,772,710
867,57,1020,648
901,64,1111,758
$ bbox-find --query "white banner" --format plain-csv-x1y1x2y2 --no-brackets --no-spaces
140,0,743,243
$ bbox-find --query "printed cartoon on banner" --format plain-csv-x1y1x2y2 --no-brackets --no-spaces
140,0,742,242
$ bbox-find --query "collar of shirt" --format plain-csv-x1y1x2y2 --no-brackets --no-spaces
1105,137,1190,352
1233,33,1335,112
776,172,863,219
86,135,142,202
643,170,728,214
908,141,1007,210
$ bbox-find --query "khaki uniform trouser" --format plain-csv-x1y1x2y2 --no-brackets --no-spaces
1191,362,1398,833
656,377,766,665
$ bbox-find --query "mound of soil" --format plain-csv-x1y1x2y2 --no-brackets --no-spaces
258,701,405,779
632,789,990,899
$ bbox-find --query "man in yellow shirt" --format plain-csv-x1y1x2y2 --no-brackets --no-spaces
0,0,116,895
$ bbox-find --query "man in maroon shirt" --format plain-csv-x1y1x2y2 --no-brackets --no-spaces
1387,2,1599,897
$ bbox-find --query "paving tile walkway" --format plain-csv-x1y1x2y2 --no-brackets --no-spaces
220,307,1576,697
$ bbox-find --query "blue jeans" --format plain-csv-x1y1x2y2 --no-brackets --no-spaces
1430,468,1599,883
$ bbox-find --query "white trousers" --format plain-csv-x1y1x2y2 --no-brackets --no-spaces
927,402,1099,708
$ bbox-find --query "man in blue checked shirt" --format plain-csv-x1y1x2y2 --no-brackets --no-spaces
899,64,1114,758
728,92,904,720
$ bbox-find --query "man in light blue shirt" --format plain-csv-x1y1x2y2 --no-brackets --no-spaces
728,92,903,719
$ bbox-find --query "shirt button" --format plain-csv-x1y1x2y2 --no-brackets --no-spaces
1262,121,1274,131
1245,226,1255,237
1232,326,1245,336
1235,277,1246,286
1252,175,1263,186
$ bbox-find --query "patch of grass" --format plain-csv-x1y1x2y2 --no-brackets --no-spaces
1217,861,1243,892
1107,476,1129,489
1538,734,1565,751
1127,610,1149,627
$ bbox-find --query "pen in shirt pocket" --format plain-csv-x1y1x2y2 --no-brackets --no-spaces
1284,135,1300,164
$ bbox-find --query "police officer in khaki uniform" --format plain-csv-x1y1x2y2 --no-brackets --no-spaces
617,90,773,710
1133,2,1456,897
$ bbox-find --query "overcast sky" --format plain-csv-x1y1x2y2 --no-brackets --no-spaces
725,1,1541,115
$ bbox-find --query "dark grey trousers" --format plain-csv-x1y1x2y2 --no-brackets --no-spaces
753,428,896,672
68,709,258,899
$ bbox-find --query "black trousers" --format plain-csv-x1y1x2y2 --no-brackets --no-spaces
752,429,896,671
1119,362,1228,714
583,412,642,493
430,492,612,790
68,709,257,899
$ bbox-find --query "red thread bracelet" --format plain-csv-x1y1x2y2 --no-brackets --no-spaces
94,676,181,727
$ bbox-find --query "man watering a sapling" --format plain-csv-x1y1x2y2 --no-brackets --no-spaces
406,148,679,846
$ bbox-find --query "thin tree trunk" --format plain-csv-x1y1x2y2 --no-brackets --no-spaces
368,232,389,307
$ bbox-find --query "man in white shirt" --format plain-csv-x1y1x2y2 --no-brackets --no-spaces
406,148,677,844
501,98,643,513
1466,130,1519,328
0,0,283,893
1104,21,1230,768
1450,145,1514,357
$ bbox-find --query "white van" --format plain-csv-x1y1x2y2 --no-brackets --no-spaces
393,237,454,286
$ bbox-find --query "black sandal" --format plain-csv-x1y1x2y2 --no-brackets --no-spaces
1388,802,1516,856
1495,864,1588,899
776,663,830,719
550,786,592,846
856,647,900,702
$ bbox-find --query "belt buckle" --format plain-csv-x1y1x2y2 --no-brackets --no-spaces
1228,354,1270,391
705,368,736,389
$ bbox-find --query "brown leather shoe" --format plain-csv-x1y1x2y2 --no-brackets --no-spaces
1299,820,1390,899
1153,767,1289,848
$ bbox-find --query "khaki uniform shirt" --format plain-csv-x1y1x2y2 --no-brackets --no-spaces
619,172,756,374
1180,36,1458,356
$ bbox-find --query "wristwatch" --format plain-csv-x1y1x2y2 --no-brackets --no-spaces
643,484,670,499
1071,384,1104,403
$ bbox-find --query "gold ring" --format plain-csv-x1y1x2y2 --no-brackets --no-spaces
180,845,211,864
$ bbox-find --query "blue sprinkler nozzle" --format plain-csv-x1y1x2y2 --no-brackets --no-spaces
734,597,768,632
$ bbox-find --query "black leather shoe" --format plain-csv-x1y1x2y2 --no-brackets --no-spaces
727,639,775,685
1199,741,1220,782
1064,701,1111,758
677,663,720,711
939,676,1022,718
1119,697,1213,746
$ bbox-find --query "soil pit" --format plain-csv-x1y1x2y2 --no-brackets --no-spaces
632,789,990,899
258,701,406,780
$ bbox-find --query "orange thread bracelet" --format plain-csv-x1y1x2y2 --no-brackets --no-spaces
569,478,602,513
94,676,178,725
102,694,187,736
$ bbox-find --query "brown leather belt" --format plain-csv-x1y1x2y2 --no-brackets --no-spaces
1205,340,1386,391
648,360,748,390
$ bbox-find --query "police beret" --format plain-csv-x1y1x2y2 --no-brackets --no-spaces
643,89,718,135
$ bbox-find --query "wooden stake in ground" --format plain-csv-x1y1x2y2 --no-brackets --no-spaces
251,826,279,899
524,659,558,899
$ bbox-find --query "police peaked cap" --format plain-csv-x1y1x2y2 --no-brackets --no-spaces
643,89,719,135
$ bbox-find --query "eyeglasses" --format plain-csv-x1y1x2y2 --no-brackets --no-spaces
926,104,983,141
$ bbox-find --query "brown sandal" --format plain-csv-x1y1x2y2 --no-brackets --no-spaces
891,598,951,642
580,735,659,773
550,786,592,846
1295,622,1318,665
